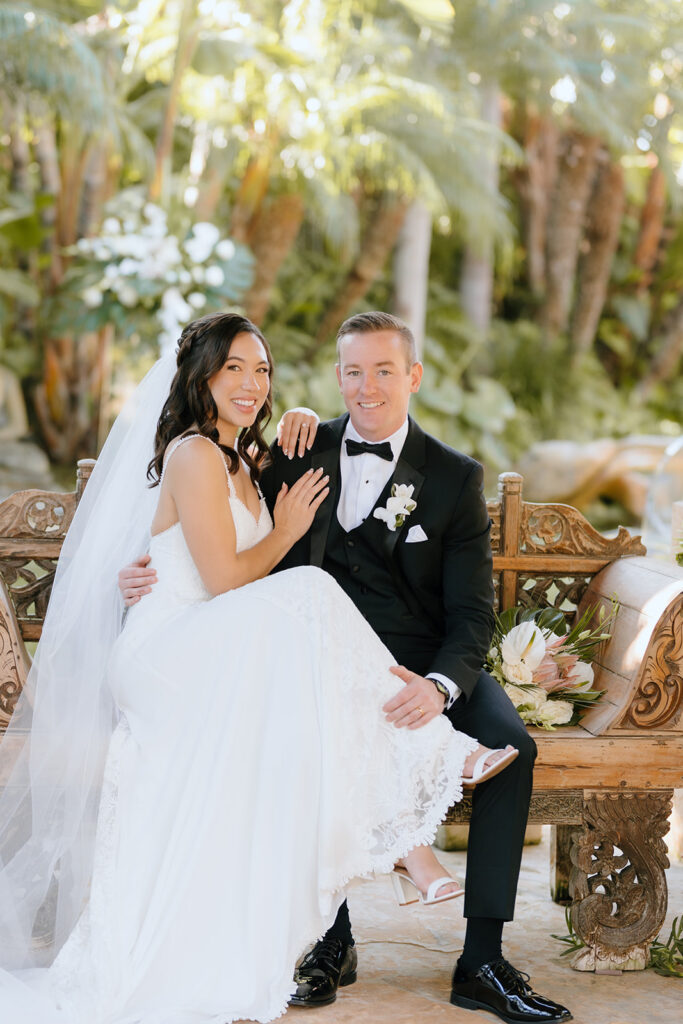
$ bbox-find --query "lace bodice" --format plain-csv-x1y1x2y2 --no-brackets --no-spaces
147,435,273,604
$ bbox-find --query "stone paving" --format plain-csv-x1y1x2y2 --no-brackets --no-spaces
281,828,682,1024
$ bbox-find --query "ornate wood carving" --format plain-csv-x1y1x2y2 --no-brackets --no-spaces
621,599,683,731
569,791,672,971
0,579,30,729
0,489,77,540
444,789,584,825
517,572,594,614
487,502,501,554
521,503,646,558
0,557,57,630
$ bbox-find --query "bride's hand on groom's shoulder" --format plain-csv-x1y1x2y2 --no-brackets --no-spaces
277,407,319,459
273,468,329,544
118,555,157,607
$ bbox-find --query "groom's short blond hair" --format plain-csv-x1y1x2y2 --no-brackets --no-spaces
336,312,418,369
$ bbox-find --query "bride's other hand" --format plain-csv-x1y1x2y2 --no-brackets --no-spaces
274,468,329,543
277,407,320,459
118,555,158,607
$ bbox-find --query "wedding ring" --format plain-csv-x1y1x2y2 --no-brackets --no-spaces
417,706,424,718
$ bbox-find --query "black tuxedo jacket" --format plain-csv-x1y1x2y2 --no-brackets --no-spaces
259,414,495,701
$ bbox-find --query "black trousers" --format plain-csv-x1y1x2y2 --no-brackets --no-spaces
325,668,536,942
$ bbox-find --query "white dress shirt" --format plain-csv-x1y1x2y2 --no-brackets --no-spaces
338,419,461,708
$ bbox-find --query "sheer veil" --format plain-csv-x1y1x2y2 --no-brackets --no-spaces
0,350,178,969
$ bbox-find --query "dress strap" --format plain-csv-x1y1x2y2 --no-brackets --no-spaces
160,434,234,492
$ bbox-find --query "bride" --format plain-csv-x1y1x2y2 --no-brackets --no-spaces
0,312,516,1024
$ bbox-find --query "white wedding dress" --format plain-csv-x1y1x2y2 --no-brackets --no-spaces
1,435,477,1024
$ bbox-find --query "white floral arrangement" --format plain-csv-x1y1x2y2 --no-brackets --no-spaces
373,483,417,532
486,604,617,730
68,190,252,351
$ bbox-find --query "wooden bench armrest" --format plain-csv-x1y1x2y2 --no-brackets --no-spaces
576,555,683,735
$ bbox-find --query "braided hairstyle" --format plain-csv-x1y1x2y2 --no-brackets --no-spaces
147,311,273,486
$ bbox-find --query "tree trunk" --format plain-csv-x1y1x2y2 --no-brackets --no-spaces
570,154,625,356
229,148,275,244
515,113,559,297
392,199,432,357
6,95,31,195
633,165,667,293
78,142,108,239
459,81,501,336
540,132,601,337
32,107,62,284
149,0,199,204
34,325,112,462
311,195,411,352
636,297,683,399
242,194,305,325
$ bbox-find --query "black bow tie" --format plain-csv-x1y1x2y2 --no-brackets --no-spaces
345,438,394,461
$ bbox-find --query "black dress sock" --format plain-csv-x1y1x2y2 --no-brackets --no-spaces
456,917,504,976
322,900,354,946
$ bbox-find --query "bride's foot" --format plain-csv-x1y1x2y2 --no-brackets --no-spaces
391,845,464,906
462,743,518,789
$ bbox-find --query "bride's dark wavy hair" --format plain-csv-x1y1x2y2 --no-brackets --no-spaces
147,311,273,487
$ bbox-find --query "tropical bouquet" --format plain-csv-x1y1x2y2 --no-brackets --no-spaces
486,603,617,730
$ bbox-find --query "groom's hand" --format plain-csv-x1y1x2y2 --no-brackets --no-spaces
118,555,157,607
383,666,446,730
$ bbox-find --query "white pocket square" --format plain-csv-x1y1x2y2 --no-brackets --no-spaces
405,524,428,543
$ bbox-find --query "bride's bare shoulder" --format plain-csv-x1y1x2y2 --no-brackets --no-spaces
162,433,223,478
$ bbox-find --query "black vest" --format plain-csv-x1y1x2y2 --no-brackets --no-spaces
322,500,441,672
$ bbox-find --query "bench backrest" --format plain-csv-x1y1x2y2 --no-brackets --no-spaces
0,465,648,733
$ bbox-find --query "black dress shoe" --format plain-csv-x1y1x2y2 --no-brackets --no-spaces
450,957,572,1024
289,938,358,1007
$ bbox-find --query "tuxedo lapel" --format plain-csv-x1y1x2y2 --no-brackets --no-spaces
308,415,347,567
374,417,427,560
365,418,428,618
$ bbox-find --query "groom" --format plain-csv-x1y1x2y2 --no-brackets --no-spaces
259,313,571,1024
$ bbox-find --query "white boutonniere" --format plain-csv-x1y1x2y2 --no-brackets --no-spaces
373,483,417,532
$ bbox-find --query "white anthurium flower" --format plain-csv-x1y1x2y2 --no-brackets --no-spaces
82,286,103,308
536,700,573,727
188,291,207,309
500,621,546,670
502,660,533,686
205,264,225,288
178,269,192,285
215,239,235,260
191,266,206,284
565,661,595,691
102,217,121,235
104,264,119,280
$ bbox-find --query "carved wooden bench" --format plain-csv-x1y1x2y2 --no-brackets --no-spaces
1,466,682,974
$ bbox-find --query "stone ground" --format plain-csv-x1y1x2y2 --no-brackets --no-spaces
279,828,682,1024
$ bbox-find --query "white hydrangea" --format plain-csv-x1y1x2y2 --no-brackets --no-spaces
82,286,103,308
205,265,225,288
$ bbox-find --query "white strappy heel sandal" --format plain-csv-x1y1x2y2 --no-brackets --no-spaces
390,867,465,907
461,744,519,789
